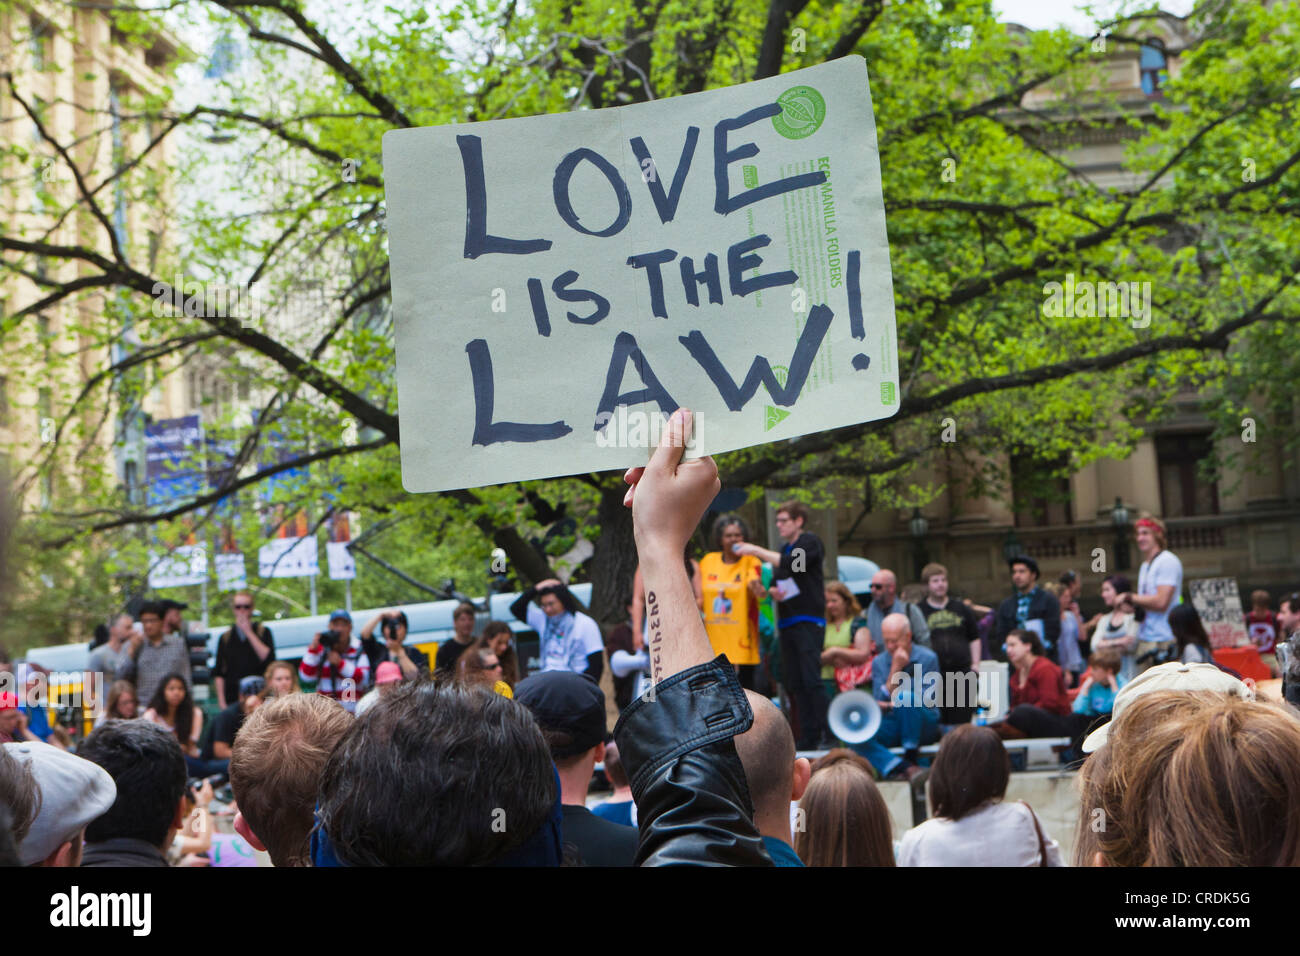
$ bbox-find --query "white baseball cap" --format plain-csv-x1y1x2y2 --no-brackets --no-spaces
5,741,117,865
1082,662,1254,753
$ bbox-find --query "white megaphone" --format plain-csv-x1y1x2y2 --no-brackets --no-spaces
827,690,882,745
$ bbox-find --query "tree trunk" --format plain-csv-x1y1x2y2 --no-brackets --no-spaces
588,481,637,628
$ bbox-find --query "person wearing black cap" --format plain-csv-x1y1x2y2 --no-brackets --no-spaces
993,555,1061,663
515,671,637,866
159,598,188,640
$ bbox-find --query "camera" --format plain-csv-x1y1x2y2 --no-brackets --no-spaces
318,630,339,650
381,617,401,639
186,772,227,798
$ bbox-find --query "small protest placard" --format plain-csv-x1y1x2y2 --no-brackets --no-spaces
148,545,207,589
383,56,898,491
215,552,248,592
1188,577,1250,649
326,541,356,580
258,536,319,579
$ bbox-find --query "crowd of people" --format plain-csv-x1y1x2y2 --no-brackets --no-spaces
4,410,1300,867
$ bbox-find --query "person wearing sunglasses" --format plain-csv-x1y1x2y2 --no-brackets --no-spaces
213,592,276,709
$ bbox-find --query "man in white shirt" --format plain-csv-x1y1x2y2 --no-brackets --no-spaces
1118,515,1183,672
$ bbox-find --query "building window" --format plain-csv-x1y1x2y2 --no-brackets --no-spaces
1156,433,1219,517
29,16,51,72
123,459,138,502
1011,455,1073,528
1140,40,1167,96
37,314,53,361
30,95,46,143
37,386,54,452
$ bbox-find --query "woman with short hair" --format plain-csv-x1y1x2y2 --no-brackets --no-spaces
698,514,764,689
898,725,1063,866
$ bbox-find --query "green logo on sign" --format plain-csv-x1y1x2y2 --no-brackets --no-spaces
742,164,758,188
881,382,896,405
765,405,791,431
772,86,826,140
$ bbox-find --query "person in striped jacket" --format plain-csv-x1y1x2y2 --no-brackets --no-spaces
299,610,369,713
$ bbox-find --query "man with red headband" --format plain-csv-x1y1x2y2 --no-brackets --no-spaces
1117,515,1183,672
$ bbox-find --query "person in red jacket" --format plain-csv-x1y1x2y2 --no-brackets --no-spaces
995,629,1071,739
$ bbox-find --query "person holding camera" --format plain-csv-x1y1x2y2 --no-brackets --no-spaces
299,610,369,713
359,609,429,680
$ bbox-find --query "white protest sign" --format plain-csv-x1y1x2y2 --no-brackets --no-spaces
258,536,319,578
148,545,207,588
383,56,898,492
326,541,356,580
1188,577,1249,649
215,552,248,592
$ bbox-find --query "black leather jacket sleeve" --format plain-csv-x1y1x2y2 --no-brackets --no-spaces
614,656,773,866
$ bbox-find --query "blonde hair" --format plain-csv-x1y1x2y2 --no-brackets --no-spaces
1135,513,1167,549
1075,690,1300,866
263,660,300,695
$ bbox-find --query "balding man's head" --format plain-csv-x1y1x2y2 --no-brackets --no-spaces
735,691,810,842
870,569,897,608
881,613,912,656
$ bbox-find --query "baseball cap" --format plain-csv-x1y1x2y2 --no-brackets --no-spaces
328,609,352,624
238,676,266,698
5,741,117,865
514,671,607,759
375,662,403,685
1082,661,1254,753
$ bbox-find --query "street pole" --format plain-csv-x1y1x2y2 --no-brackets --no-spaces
310,573,318,616
200,557,209,630
345,578,352,614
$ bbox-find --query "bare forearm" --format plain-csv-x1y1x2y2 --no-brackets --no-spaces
837,646,871,665
631,601,644,642
640,547,713,683
396,652,418,679
248,633,272,661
